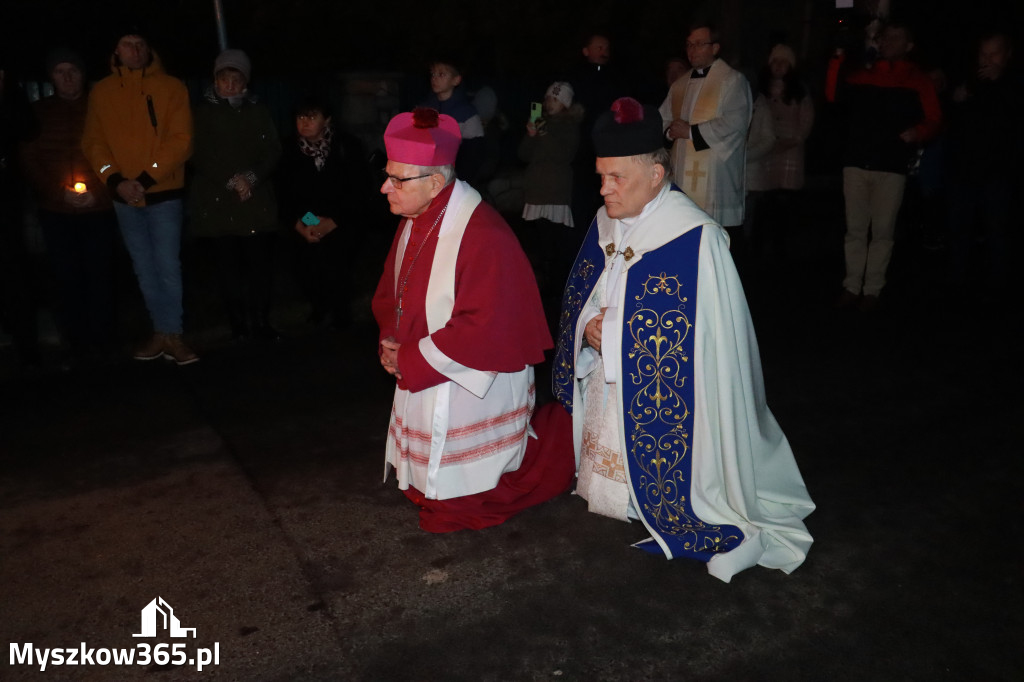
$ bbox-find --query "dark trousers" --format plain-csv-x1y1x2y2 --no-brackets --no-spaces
39,210,118,355
519,218,581,303
0,210,40,365
947,178,1012,295
210,233,277,332
291,230,351,326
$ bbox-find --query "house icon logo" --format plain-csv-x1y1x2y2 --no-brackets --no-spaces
133,597,197,638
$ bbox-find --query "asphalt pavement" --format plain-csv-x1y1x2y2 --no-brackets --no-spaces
2,186,1022,681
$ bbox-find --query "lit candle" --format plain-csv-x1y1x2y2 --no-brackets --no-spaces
73,182,87,194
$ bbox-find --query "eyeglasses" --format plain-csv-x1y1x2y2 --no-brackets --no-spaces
686,41,715,49
382,169,433,188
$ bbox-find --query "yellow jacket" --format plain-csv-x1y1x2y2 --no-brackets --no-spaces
82,51,192,205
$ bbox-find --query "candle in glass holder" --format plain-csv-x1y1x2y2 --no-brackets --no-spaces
73,182,87,194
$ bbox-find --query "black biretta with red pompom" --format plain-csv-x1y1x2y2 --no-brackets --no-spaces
592,97,665,157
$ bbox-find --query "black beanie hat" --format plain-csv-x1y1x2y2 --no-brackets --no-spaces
45,47,86,77
112,22,148,49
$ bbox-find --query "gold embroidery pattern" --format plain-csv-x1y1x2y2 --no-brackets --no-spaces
553,258,596,407
626,273,736,553
605,243,635,260
580,430,627,483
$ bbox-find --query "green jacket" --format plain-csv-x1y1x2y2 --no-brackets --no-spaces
517,104,582,207
188,90,280,237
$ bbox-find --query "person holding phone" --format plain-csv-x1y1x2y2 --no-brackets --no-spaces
519,82,582,298
277,95,373,330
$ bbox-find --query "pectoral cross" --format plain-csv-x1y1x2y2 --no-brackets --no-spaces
685,160,706,193
394,287,407,329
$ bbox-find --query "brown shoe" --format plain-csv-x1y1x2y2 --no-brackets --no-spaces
162,334,199,366
835,289,860,309
858,294,880,313
133,333,166,361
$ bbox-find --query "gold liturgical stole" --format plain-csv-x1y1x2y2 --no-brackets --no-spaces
670,64,726,210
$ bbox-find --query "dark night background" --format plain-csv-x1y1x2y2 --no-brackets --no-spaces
3,0,1021,91
3,3,1023,680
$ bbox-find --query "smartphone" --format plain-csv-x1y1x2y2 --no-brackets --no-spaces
301,211,321,226
529,102,542,122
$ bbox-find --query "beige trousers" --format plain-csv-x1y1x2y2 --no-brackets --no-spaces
842,167,906,296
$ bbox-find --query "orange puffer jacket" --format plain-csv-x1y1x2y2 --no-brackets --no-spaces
82,52,192,205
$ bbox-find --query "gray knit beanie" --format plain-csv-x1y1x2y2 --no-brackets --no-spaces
213,49,251,82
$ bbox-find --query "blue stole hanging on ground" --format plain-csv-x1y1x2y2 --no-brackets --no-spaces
553,220,744,563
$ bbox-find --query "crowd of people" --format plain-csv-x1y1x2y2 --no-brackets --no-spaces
1,26,381,372
1,19,1019,372
0,15,1020,578
363,16,1019,579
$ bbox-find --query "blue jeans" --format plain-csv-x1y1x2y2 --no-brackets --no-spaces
114,200,184,334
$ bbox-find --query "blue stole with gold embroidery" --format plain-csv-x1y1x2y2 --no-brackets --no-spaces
554,219,744,564
552,217,604,414
621,226,744,561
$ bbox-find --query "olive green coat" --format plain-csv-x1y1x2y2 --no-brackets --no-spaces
517,104,582,206
188,91,280,237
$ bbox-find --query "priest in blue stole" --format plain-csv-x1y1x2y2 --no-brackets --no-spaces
553,97,814,582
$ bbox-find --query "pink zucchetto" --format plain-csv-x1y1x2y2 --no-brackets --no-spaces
383,108,461,167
